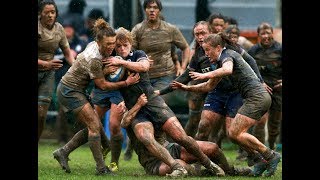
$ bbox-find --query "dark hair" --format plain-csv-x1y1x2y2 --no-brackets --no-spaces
225,25,240,36
143,0,162,11
62,19,74,28
224,16,238,26
68,0,86,14
207,13,225,25
38,0,59,17
93,18,116,42
257,22,273,34
88,8,104,20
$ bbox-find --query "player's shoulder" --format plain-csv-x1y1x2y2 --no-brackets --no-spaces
133,50,147,57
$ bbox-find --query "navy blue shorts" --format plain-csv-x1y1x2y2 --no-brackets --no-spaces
203,88,243,118
91,87,124,108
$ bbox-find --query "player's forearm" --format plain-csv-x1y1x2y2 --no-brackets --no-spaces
121,60,149,72
205,68,229,79
63,47,75,66
184,78,220,92
159,69,191,95
64,54,74,66
121,104,142,128
180,48,190,70
99,80,128,91
184,82,210,92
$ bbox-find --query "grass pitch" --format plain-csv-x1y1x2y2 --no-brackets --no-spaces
38,139,282,180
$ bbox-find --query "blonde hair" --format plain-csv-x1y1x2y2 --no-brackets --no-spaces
115,27,133,45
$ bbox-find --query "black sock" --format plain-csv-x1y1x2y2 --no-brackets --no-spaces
110,134,123,165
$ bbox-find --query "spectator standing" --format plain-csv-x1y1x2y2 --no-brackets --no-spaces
58,0,87,36
195,0,211,22
80,8,107,43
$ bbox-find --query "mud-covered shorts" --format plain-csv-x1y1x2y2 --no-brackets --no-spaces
91,86,123,108
131,95,176,130
56,82,91,119
238,91,272,120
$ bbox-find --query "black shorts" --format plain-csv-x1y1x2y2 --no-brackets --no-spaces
131,95,175,130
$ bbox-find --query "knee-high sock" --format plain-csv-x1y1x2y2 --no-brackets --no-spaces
124,136,133,154
110,134,123,165
212,148,232,173
63,128,88,156
184,110,201,137
88,135,106,171
100,128,111,150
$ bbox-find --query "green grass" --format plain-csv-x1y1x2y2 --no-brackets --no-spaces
38,140,282,180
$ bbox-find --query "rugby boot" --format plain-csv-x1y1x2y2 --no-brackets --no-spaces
252,159,268,177
264,151,281,177
247,152,264,167
53,148,71,173
95,166,115,176
166,166,188,178
108,162,119,172
207,161,225,176
232,166,253,176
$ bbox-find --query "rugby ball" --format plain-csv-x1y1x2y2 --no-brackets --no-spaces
107,66,125,82
106,56,126,82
